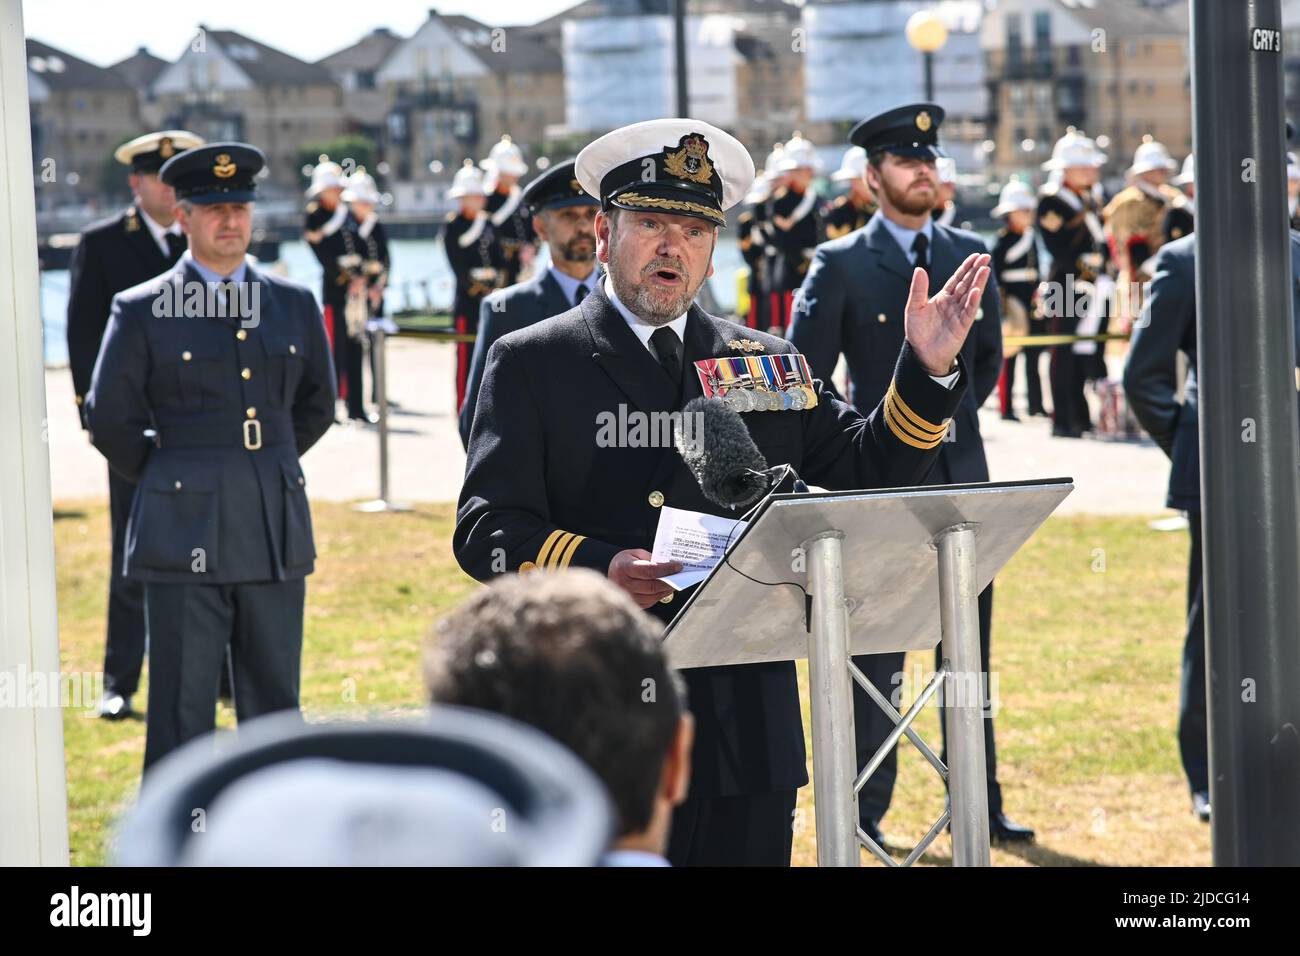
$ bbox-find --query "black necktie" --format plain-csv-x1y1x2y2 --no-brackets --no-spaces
650,325,683,387
911,232,929,274
164,231,185,263
573,282,588,305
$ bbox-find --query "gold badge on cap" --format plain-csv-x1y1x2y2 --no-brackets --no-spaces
916,111,932,132
213,153,237,179
664,134,714,185
159,137,174,159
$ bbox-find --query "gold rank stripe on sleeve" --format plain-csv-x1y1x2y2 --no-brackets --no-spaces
527,529,589,572
883,381,949,449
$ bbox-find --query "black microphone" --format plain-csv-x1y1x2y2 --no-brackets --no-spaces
675,397,773,509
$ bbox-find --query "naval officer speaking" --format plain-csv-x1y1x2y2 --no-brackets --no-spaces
454,118,990,866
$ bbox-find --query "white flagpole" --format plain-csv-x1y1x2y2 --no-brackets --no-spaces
0,0,70,866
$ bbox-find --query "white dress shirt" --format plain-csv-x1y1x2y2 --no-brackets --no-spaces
138,206,183,259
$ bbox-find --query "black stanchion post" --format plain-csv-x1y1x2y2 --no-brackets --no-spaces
1190,0,1300,864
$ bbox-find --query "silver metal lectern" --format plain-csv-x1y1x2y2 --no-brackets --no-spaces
663,479,1073,867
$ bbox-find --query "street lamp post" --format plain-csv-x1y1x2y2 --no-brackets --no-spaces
906,10,949,102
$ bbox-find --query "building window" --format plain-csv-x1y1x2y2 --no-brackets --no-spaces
357,70,375,90
1007,13,1023,72
1068,45,1081,67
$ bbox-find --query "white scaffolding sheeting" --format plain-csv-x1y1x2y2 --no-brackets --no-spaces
564,15,740,132
804,1,986,123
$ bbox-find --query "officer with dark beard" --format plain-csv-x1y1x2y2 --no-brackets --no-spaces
458,159,601,447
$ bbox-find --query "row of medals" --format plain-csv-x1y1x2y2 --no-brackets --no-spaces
719,386,808,413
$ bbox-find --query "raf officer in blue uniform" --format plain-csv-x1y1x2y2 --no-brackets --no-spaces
455,117,992,865
66,129,205,720
1124,215,1300,823
788,104,1033,845
85,143,337,772
458,159,601,447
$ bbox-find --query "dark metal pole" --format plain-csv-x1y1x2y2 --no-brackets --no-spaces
924,50,934,102
673,0,689,116
1190,0,1300,865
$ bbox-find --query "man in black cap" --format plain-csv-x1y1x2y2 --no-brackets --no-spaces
788,104,1029,846
456,117,991,865
66,129,204,720
458,159,601,447
85,142,337,773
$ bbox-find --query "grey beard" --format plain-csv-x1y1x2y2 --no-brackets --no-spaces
608,262,694,326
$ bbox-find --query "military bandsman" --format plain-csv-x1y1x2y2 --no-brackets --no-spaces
990,178,1046,421
443,160,504,414
765,132,822,335
823,145,876,241
1037,128,1110,438
342,168,393,409
481,135,537,287
304,157,369,422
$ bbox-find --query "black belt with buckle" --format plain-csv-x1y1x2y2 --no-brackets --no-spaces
156,418,295,451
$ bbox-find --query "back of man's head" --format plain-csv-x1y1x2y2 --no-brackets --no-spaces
426,570,689,846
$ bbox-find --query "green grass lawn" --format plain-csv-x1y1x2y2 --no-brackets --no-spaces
54,502,1207,866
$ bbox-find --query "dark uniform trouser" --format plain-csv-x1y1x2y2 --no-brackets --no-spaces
328,300,366,419
103,467,146,698
667,790,798,866
142,578,305,772
1049,313,1091,431
854,584,1001,825
1181,513,1209,794
1000,317,1046,416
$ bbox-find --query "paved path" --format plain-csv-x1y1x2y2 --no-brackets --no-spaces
45,339,1172,515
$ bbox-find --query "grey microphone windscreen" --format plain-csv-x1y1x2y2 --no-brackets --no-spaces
675,397,769,508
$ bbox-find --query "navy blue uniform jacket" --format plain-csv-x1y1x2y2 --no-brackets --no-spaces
788,212,1002,483
85,259,337,584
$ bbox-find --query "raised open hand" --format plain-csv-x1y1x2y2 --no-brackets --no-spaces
904,252,992,376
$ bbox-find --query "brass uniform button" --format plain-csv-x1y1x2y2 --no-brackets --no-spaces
246,407,257,418
659,593,674,604
75,395,83,406
182,350,192,361
298,476,305,486
648,490,665,508
289,344,297,354
519,561,537,572
877,313,886,323
236,329,247,341
241,368,251,380
173,480,183,490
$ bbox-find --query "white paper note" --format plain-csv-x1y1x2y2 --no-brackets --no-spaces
651,505,748,590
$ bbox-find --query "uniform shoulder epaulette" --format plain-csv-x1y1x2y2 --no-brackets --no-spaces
1038,181,1061,199
445,211,457,223
123,206,140,232
306,200,319,214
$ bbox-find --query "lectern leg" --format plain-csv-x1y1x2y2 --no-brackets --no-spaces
805,531,859,867
935,524,991,867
